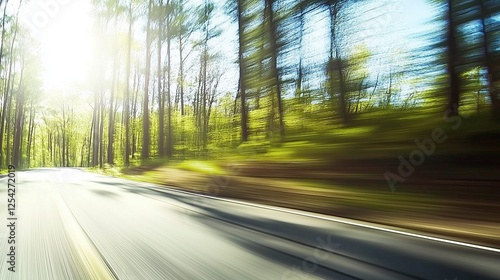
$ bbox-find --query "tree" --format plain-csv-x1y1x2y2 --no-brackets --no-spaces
327,0,349,124
264,0,285,139
237,0,249,142
107,0,126,165
0,0,16,167
142,0,153,160
445,0,460,116
124,0,134,165
155,0,165,157
165,0,173,157
478,0,500,117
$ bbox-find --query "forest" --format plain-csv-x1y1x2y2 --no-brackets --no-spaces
0,0,499,170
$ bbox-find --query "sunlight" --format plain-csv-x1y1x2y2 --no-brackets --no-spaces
37,1,93,91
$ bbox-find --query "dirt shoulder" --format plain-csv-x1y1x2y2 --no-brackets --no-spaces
117,160,500,248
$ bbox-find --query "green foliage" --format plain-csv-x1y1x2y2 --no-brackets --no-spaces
1,0,499,170
175,160,226,175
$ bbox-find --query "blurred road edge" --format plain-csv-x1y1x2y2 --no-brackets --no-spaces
55,192,117,280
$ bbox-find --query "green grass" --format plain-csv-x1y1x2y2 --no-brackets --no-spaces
174,160,227,175
87,165,123,177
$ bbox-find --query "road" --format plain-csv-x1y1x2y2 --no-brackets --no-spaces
0,168,499,280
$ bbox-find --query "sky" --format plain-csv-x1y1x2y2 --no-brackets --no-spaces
15,0,437,96
18,0,93,91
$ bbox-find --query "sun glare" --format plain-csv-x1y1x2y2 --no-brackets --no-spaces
37,1,93,91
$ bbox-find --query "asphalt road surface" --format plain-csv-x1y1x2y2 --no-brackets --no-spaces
0,168,499,280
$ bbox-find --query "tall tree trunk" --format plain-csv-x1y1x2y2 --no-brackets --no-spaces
124,0,133,165
178,32,185,116
0,0,8,68
62,106,66,166
237,0,248,142
328,1,349,124
26,102,35,168
206,75,220,137
295,2,305,100
66,132,70,166
62,127,66,166
157,0,165,157
0,1,7,142
12,73,25,168
0,56,10,166
166,0,173,157
48,132,52,164
99,90,105,168
80,137,86,167
479,0,499,117
264,0,284,139
87,126,92,167
12,97,23,167
108,63,116,165
92,93,99,166
0,4,18,167
446,0,460,116
12,52,25,168
131,67,140,158
142,0,153,160
201,49,207,149
108,37,118,165
5,85,12,165
177,7,187,158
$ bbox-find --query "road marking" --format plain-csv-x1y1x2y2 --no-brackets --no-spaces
139,183,500,254
55,192,118,280
76,170,500,254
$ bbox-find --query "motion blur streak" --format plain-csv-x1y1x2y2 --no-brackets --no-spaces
0,169,499,280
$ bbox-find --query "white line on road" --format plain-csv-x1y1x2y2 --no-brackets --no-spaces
55,192,118,280
46,170,500,254
141,183,500,254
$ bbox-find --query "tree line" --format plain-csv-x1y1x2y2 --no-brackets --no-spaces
0,0,499,168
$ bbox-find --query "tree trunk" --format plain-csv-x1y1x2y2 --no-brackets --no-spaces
142,0,153,160
80,137,86,167
0,5,18,167
479,0,500,118
124,0,133,165
296,2,305,100
131,67,140,158
26,102,35,168
157,0,165,157
0,2,8,139
328,1,349,125
99,90,105,168
179,34,185,116
237,0,248,142
12,88,24,168
108,46,118,165
264,0,284,139
5,87,12,165
92,93,99,167
166,0,173,157
446,0,460,116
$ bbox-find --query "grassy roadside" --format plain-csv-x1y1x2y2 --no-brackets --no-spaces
91,158,500,248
